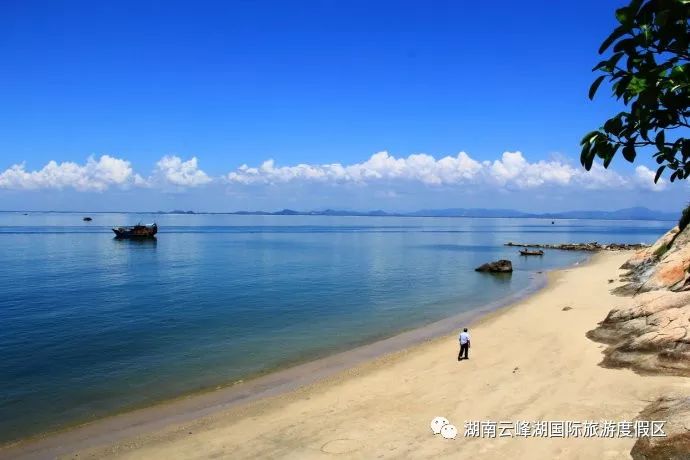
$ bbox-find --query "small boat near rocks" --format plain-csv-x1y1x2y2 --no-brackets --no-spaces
519,249,544,256
112,223,158,239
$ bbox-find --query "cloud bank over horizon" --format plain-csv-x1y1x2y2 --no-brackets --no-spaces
0,150,669,193
1,150,683,213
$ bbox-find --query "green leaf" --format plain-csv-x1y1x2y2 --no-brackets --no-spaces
655,165,666,183
613,37,637,53
613,75,632,99
629,0,644,15
603,154,614,168
604,116,623,135
593,52,626,72
598,26,627,54
589,75,606,100
622,144,637,162
580,130,601,145
655,10,669,27
628,76,647,94
655,130,666,150
609,51,625,69
580,147,595,170
580,144,594,169
671,64,686,80
615,7,632,25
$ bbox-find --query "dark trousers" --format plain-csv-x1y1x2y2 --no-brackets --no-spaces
458,343,469,360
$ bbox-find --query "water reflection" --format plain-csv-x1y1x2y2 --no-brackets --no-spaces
481,272,513,286
112,237,158,247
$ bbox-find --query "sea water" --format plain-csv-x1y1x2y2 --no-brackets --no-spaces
0,213,670,442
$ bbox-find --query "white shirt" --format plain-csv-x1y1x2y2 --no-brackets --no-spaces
459,331,470,345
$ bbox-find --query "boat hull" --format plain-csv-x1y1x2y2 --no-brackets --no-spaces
112,224,158,239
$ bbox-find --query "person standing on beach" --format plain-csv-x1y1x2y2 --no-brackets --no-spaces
458,328,470,361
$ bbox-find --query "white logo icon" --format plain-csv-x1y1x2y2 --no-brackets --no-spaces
440,424,458,439
430,416,450,434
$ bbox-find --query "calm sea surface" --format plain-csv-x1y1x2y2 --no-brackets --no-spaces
0,213,671,442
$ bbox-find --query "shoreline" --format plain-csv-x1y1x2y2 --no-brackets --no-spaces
4,251,673,459
0,259,560,459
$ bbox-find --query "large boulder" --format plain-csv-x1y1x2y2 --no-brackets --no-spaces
621,226,679,270
589,282,690,376
614,225,690,295
631,397,690,460
475,260,513,273
643,242,690,291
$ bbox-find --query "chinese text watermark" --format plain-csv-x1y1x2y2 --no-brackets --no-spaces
461,420,666,438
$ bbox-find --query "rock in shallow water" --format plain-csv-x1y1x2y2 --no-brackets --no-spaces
475,260,513,273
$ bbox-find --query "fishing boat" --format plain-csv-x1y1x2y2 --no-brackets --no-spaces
519,248,544,256
112,223,158,239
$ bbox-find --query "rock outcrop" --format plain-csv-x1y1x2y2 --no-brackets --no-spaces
620,227,680,270
587,289,690,376
505,242,649,251
614,226,690,295
630,396,690,460
588,224,690,376
475,260,513,273
588,222,690,458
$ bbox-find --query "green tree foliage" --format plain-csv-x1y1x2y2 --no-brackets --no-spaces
679,202,690,230
582,0,690,183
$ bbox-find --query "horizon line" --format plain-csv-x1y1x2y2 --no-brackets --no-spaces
0,206,679,221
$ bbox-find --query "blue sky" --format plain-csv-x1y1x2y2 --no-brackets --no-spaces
0,0,687,212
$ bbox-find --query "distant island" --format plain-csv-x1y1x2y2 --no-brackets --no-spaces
150,206,678,221
3,207,679,221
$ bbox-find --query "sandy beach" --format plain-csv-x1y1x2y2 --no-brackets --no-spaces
5,251,689,460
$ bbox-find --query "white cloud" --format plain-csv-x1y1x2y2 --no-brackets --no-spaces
0,151,670,193
487,151,576,188
633,165,667,191
225,150,638,191
227,151,483,186
154,156,211,187
0,155,136,191
573,162,628,190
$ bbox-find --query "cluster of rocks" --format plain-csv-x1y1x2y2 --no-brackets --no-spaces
505,242,649,251
476,241,650,273
586,225,690,459
474,242,649,274
589,225,690,376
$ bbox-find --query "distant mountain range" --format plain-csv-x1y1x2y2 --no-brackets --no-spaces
159,206,678,221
